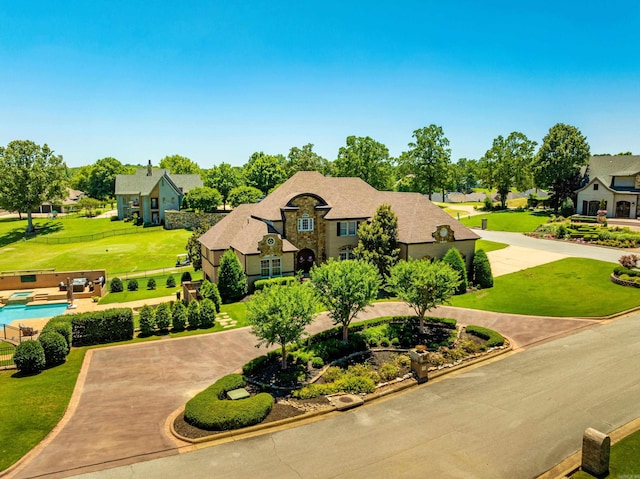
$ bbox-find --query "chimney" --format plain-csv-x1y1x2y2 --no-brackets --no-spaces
147,160,152,176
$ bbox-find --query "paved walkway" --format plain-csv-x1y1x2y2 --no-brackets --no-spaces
7,302,598,479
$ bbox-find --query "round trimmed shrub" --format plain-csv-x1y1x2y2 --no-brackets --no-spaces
139,305,156,336
127,279,139,291
184,374,274,431
147,278,156,290
181,271,192,283
199,298,216,328
172,301,188,331
38,331,69,367
42,318,72,348
14,340,46,374
155,302,172,331
166,275,176,288
110,277,123,293
187,300,201,329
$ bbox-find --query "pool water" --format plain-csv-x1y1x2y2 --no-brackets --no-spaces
0,303,68,325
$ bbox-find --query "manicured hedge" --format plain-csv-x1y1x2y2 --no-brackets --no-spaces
70,308,135,346
253,276,296,291
614,266,640,278
466,325,505,347
38,331,69,367
184,374,274,431
13,340,46,374
42,316,73,349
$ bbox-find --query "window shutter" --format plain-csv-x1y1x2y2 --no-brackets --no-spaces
337,222,341,236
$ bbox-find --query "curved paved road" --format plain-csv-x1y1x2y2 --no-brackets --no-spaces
70,311,640,479
9,303,596,479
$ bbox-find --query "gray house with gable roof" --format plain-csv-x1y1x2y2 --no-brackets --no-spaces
115,161,203,225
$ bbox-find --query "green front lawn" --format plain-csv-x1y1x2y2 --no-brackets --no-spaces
100,270,202,305
0,348,86,472
475,239,508,253
572,426,640,478
451,258,640,317
460,210,551,232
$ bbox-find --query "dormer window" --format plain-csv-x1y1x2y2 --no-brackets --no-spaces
298,214,314,232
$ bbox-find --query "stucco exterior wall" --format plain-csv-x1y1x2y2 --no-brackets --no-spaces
324,219,364,259
405,239,476,273
577,180,613,216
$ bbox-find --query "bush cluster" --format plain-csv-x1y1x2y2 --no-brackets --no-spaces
184,374,273,431
38,332,69,367
466,325,505,347
42,316,73,348
13,340,46,374
110,277,123,293
253,276,296,291
70,308,135,346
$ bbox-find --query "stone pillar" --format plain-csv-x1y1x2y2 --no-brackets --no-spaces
581,427,610,477
409,350,429,383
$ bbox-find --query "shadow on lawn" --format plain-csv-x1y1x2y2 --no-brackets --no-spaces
0,218,64,247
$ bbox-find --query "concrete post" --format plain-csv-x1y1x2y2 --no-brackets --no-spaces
581,427,610,477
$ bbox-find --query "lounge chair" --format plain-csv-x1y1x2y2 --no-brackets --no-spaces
19,323,38,337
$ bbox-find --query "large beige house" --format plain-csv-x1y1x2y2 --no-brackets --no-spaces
199,171,479,287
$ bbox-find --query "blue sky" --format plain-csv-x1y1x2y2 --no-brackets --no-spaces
1,1,639,168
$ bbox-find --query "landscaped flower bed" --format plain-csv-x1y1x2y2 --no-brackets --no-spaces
530,216,640,248
173,317,508,440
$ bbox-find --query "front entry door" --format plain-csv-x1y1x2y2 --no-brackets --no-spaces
616,201,631,218
296,249,315,274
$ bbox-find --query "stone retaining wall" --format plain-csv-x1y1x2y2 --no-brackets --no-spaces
164,210,227,230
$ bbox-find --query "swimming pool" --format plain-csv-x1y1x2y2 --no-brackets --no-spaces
0,303,68,326
10,291,33,298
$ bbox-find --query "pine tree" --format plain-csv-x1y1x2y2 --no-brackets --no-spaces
353,204,400,281
442,248,468,295
217,249,248,302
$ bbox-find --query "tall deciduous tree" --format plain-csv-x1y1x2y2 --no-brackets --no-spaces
228,185,263,207
182,186,222,212
353,204,400,281
244,152,286,194
286,143,330,177
205,163,242,209
217,249,248,302
247,283,317,369
334,136,393,190
159,154,201,175
479,132,537,209
88,157,125,200
400,125,451,199
310,259,380,342
0,140,67,233
533,123,590,212
387,259,461,331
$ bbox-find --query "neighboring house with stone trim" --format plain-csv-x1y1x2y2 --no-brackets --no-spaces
576,155,640,218
199,171,479,288
114,161,203,225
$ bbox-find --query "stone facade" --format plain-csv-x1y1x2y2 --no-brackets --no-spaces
282,195,328,266
164,210,227,230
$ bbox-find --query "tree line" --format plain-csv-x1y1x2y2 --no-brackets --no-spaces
0,122,633,232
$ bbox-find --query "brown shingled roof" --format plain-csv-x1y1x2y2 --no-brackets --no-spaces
199,203,297,255
199,172,479,254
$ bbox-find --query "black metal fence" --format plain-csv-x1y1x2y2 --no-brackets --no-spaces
0,345,15,367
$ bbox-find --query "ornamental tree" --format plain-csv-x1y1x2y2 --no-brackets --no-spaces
387,259,461,331
0,140,67,233
310,259,380,342
247,283,317,369
442,247,468,295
